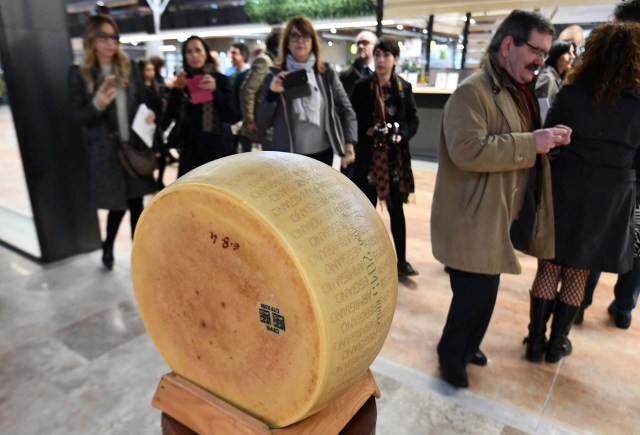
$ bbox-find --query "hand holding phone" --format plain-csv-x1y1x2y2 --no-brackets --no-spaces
187,74,214,104
172,71,187,90
282,70,311,99
96,75,117,109
282,70,308,89
103,75,116,90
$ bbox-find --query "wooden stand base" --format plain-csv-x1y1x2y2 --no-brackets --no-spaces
153,370,380,435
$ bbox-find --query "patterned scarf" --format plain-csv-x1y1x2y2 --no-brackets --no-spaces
367,73,415,205
368,76,390,201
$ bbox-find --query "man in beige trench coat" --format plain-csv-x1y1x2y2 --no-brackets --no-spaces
431,10,572,388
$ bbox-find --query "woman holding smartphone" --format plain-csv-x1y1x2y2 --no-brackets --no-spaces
256,16,357,167
163,36,240,176
68,14,155,271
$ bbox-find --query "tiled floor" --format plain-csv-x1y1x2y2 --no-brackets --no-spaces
1,140,639,433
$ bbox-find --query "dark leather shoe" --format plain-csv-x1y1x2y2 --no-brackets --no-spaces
439,361,469,388
102,242,114,271
398,262,419,277
470,349,487,366
608,305,631,329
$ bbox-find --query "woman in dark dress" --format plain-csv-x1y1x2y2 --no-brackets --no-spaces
163,36,240,177
524,22,640,363
68,14,156,270
140,59,166,189
350,36,420,277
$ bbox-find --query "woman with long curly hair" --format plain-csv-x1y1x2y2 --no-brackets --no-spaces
523,22,640,363
68,15,156,270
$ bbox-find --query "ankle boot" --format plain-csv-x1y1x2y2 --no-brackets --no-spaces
102,242,114,270
545,301,580,363
523,296,555,362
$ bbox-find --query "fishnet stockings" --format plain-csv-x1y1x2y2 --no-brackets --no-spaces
531,260,589,306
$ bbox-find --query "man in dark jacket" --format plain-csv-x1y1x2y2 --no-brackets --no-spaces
339,30,377,96
340,30,376,177
577,0,640,329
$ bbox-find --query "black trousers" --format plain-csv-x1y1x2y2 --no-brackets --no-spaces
305,148,334,166
437,268,500,369
357,180,407,265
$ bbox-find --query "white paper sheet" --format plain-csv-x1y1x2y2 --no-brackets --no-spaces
446,72,459,89
132,104,156,148
434,73,448,89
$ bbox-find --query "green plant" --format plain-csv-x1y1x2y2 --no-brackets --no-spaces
245,0,375,24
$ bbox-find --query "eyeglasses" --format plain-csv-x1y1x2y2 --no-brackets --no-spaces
289,32,311,43
356,40,371,46
96,31,120,43
517,38,547,58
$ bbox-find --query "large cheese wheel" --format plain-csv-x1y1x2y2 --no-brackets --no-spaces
131,152,397,428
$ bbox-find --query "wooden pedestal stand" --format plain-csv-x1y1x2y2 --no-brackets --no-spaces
153,369,380,435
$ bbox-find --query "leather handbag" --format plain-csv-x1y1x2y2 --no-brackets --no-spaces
117,140,158,178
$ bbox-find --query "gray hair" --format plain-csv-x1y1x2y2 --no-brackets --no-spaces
488,10,554,54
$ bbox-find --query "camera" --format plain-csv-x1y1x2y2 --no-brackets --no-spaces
373,122,400,149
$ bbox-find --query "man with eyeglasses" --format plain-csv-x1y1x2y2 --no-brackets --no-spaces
338,31,376,177
431,10,572,388
339,30,377,96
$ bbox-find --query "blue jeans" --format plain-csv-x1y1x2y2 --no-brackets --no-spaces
582,257,640,316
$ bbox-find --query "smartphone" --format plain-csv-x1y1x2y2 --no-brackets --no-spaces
103,75,116,90
283,70,308,89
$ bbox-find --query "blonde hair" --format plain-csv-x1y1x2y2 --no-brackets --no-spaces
80,15,130,94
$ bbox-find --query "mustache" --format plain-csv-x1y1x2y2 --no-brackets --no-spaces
526,63,539,72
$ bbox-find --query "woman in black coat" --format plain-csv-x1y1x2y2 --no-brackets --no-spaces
68,14,156,270
140,59,167,189
523,22,640,364
163,36,240,177
350,36,419,277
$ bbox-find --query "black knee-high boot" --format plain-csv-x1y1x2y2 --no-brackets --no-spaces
523,295,555,362
545,301,580,363
103,210,125,270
